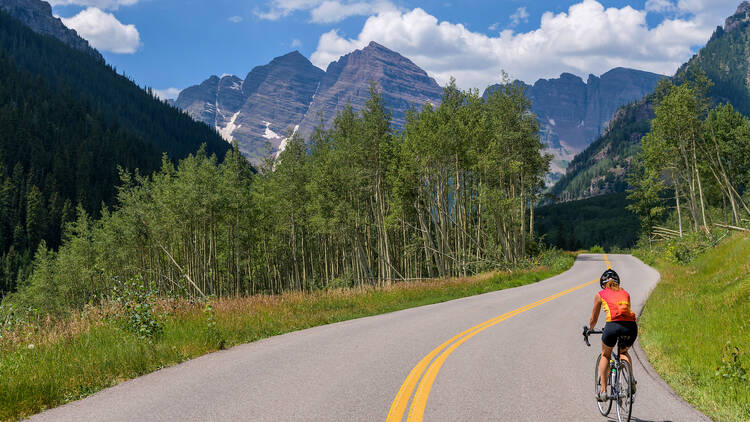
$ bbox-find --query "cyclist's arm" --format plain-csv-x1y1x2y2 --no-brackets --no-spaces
589,293,602,330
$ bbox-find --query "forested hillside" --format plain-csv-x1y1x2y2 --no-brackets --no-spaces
534,193,640,250
0,9,230,296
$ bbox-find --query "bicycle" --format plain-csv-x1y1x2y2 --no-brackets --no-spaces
582,326,634,422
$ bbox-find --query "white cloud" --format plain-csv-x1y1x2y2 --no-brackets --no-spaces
291,38,302,48
61,8,140,54
311,0,738,90
49,0,138,10
228,16,244,23
509,7,529,27
645,0,676,13
153,87,181,100
256,0,396,23
488,22,500,32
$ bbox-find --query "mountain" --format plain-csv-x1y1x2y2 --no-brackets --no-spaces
0,0,102,60
0,4,230,295
176,51,325,160
176,42,443,162
484,68,664,183
550,1,750,202
297,41,444,136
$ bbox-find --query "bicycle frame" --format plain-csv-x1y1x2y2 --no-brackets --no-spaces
608,347,624,400
583,327,625,400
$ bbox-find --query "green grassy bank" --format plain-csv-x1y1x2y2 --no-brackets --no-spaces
0,251,573,421
636,234,750,422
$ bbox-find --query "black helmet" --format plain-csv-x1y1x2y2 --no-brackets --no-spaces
600,269,620,289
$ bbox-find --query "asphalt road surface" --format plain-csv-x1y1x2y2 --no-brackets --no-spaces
30,254,711,421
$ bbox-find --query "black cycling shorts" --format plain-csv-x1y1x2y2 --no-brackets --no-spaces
602,321,638,349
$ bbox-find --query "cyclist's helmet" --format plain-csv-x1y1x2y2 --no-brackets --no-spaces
600,269,620,289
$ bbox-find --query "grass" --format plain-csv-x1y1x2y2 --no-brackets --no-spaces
636,233,750,422
0,251,573,421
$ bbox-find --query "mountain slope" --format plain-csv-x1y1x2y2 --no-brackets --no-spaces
550,1,750,201
297,41,443,136
176,42,443,162
0,7,230,159
484,68,664,183
0,6,231,295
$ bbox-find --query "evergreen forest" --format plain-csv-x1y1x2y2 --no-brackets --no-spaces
534,192,640,250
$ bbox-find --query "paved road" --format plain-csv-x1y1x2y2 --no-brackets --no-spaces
30,254,710,421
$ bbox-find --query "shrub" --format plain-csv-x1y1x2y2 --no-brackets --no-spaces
111,276,163,340
716,342,748,383
203,301,225,350
589,245,605,253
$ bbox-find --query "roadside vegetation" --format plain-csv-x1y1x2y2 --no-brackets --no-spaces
0,250,572,421
623,71,750,422
635,233,749,422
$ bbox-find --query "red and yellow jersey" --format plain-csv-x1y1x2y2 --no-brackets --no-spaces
598,288,636,322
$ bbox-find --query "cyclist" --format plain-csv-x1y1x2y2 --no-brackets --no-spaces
589,269,638,401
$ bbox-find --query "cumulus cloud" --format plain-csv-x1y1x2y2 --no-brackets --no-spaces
509,7,529,27
256,0,396,23
311,0,738,90
61,8,140,54
153,87,181,100
228,16,244,23
49,0,138,10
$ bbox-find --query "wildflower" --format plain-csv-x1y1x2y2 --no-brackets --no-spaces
28,343,35,349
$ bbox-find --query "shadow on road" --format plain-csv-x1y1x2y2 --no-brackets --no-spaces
575,254,607,262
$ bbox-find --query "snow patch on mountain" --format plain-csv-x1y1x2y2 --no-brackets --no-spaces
262,121,282,140
217,111,242,142
276,125,300,158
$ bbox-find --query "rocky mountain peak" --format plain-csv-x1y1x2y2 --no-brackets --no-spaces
725,1,750,32
0,0,102,60
270,50,310,66
299,41,443,136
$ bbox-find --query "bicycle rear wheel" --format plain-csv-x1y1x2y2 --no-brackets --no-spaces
595,353,612,416
615,360,633,422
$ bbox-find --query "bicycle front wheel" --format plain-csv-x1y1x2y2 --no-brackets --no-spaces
615,359,633,422
595,353,612,416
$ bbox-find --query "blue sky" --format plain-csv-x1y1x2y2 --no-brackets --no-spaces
50,0,741,98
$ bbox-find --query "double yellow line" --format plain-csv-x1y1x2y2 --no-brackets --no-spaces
386,254,611,422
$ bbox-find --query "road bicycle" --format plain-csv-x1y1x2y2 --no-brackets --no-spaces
582,326,634,422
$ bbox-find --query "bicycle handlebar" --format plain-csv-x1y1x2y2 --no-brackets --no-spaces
582,326,602,347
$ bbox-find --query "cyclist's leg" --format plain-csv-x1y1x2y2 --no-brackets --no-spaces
617,323,638,382
600,322,618,394
599,342,613,393
620,346,632,372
